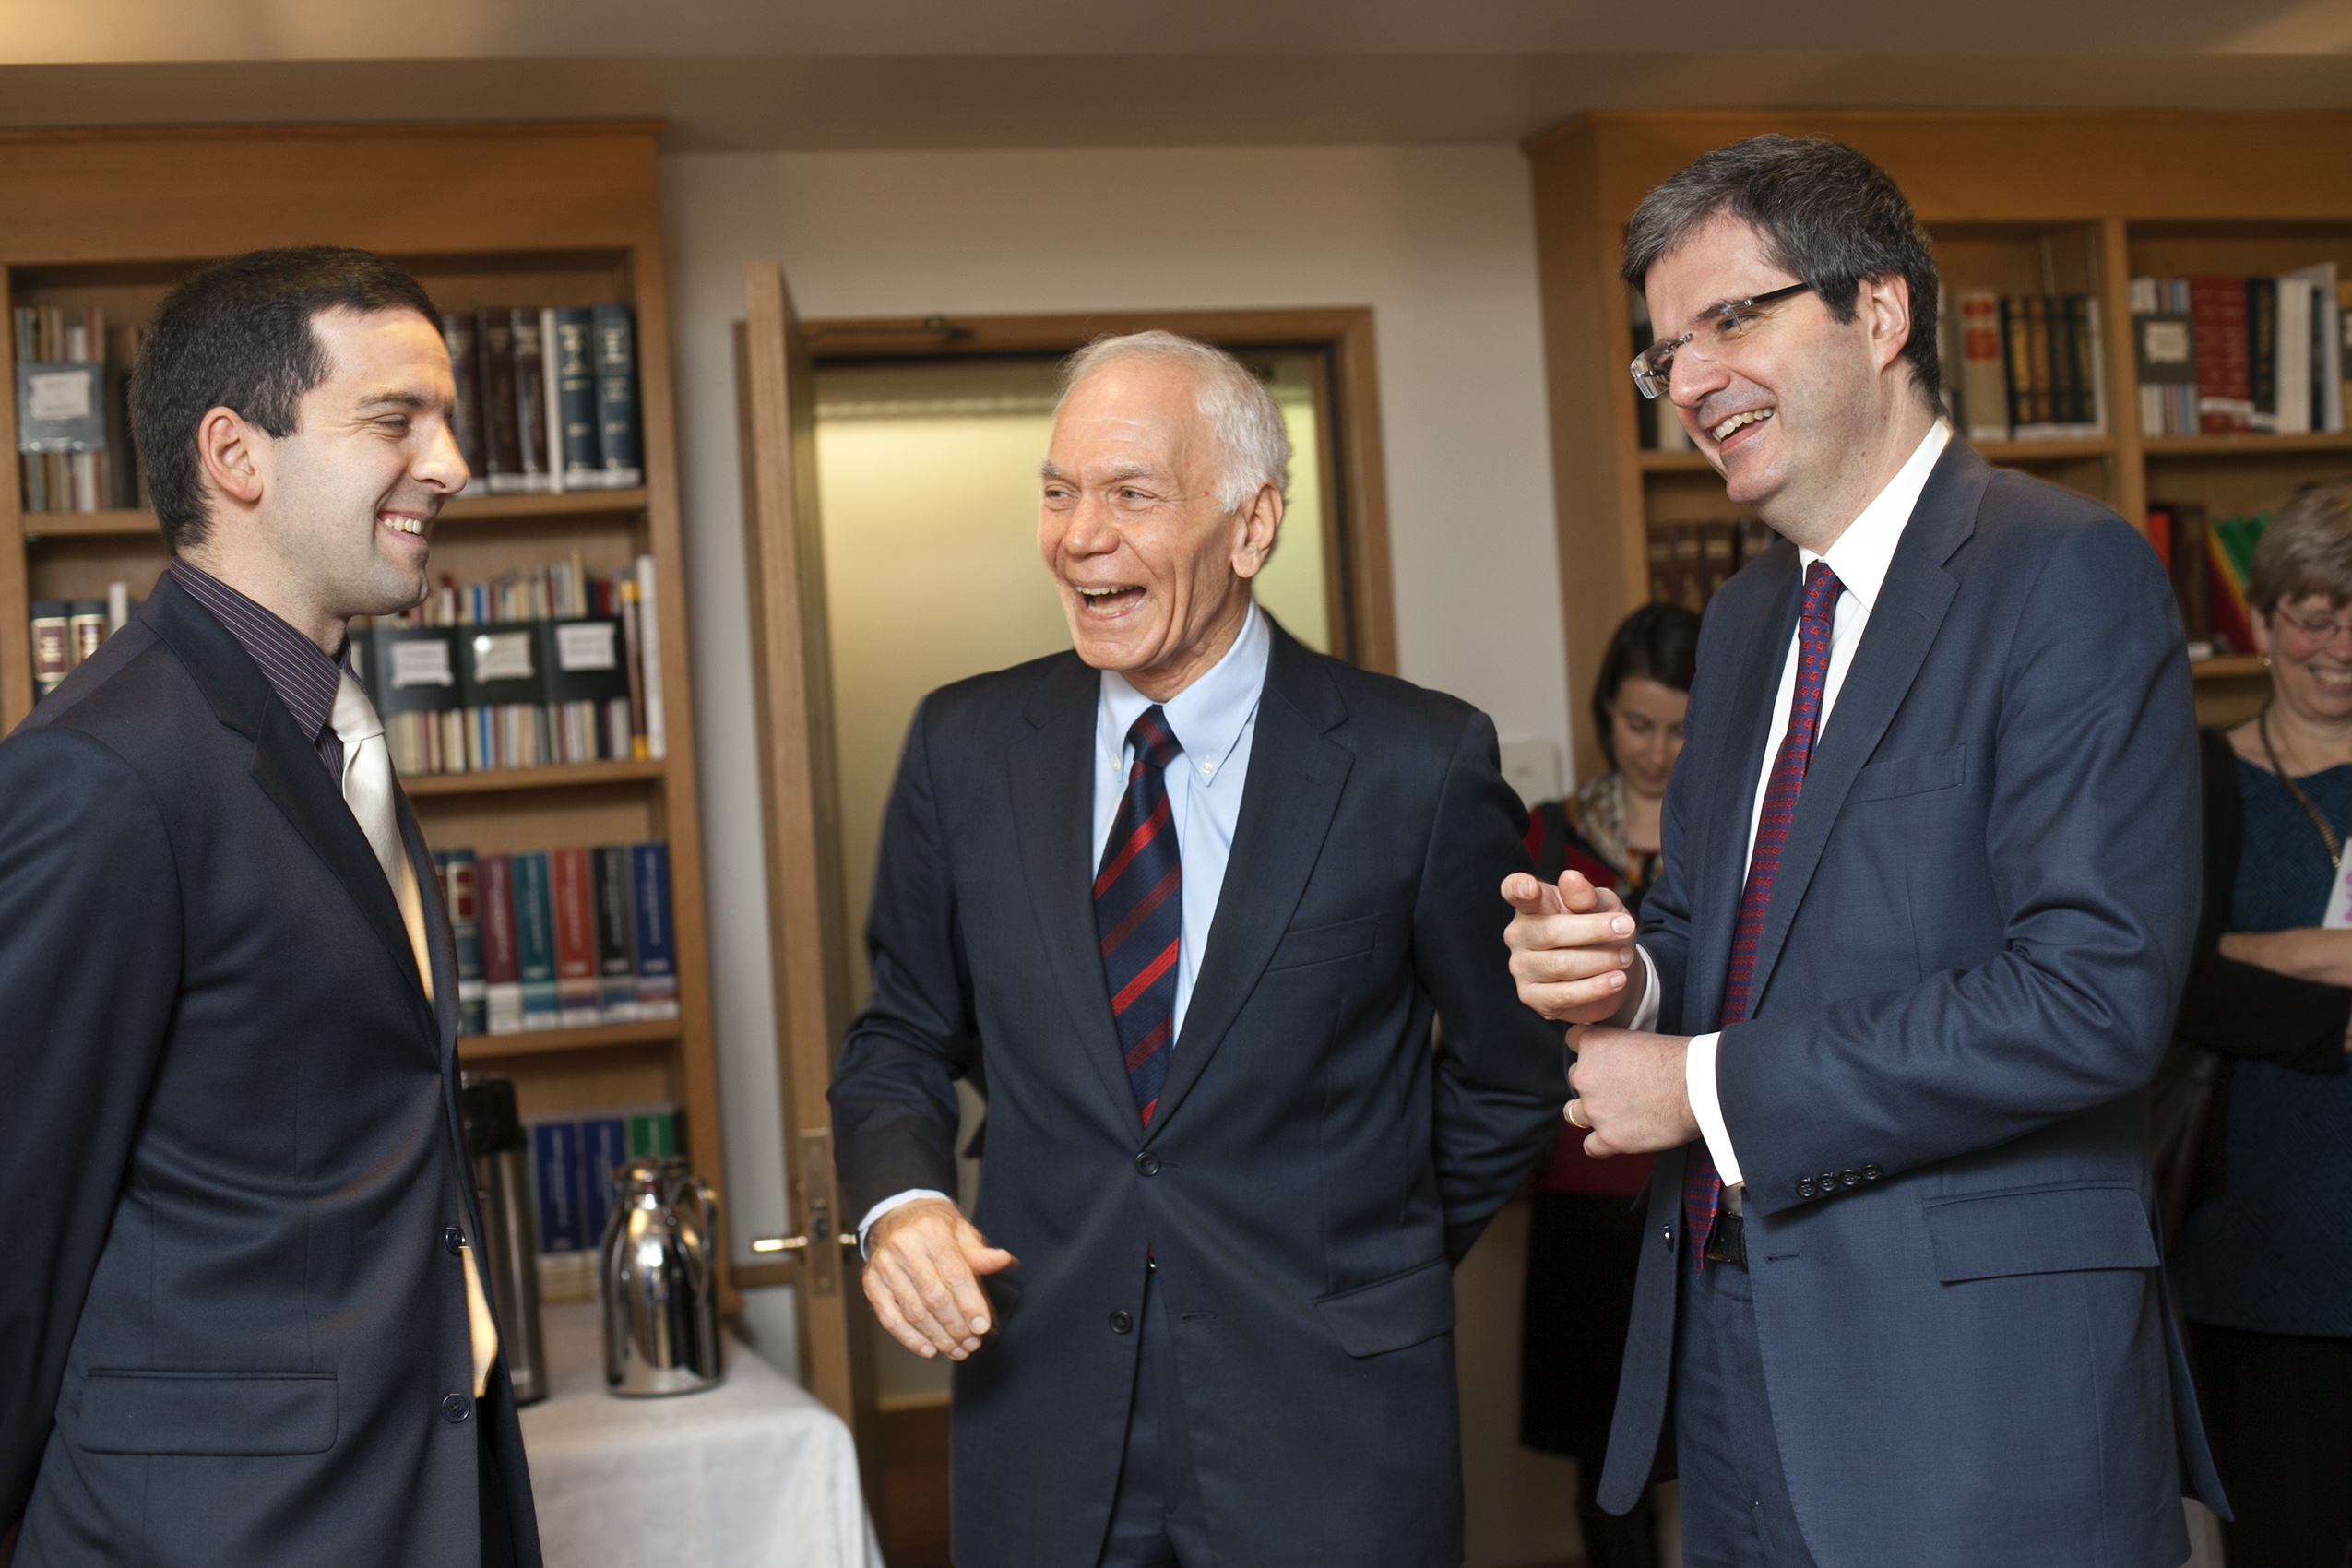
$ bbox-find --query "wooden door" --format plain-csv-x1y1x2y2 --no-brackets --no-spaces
733,261,874,1455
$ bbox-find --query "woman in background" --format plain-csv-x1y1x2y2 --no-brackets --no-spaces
1519,601,1701,1568
2171,482,2352,1568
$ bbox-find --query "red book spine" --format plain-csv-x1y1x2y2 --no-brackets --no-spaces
550,846,601,1023
2189,275,2251,434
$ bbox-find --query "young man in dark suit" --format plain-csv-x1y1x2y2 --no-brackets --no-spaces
0,249,540,1566
1504,137,2226,1568
831,330,1566,1567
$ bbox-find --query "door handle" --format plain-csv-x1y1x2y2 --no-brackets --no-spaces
746,1130,852,1295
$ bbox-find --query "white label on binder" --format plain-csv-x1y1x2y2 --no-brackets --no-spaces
472,630,535,683
27,369,92,422
555,622,618,672
390,638,456,689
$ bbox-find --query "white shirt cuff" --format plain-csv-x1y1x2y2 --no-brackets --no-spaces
857,1188,955,1256
1684,1031,1744,1188
1626,945,1661,1031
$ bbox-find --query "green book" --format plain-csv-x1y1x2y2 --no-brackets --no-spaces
511,849,560,1030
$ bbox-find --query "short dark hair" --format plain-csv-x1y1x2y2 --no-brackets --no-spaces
131,247,438,550
1592,601,1703,771
1621,136,1941,411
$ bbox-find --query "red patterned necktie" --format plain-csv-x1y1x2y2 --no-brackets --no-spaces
1686,561,1845,1265
1097,707,1184,1126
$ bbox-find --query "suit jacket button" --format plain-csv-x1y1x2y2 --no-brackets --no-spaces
1797,1177,1817,1199
1820,1171,1838,1194
1134,1152,1160,1177
444,1227,465,1256
442,1393,471,1424
1109,1311,1134,1334
1841,1170,1860,1190
1863,1164,1883,1181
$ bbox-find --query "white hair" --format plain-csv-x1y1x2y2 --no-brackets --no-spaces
1056,330,1291,513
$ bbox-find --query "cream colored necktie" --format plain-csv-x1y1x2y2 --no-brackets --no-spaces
331,671,498,1398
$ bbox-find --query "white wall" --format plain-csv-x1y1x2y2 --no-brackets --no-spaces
659,140,1569,1277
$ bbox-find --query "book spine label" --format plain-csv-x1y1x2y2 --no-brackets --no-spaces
593,844,640,1020
578,1117,630,1249
630,842,680,1017
531,1121,583,1253
592,303,644,486
626,1110,680,1158
550,846,601,1025
30,601,71,694
512,850,560,1028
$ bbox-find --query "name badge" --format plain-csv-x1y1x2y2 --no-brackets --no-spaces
2325,860,2352,931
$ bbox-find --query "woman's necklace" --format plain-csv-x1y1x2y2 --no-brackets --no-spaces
2258,702,2343,871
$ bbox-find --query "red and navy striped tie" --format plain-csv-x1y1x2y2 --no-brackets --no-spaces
1687,561,1844,1265
1098,707,1185,1126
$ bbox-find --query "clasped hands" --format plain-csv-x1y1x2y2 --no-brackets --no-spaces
1503,869,1700,1156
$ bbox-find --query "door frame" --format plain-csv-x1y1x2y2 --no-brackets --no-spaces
799,307,1398,674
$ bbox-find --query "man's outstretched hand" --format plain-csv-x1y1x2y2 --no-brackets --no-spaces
1503,869,1646,1025
862,1197,1016,1360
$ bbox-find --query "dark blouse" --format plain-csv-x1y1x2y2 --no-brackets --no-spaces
2170,731,2352,1338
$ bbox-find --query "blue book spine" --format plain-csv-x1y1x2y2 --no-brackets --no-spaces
591,303,642,487
552,307,602,485
578,1117,630,1249
531,1122,583,1253
630,841,680,1018
511,849,560,1028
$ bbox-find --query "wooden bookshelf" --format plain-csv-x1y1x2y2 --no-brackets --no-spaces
0,125,740,1299
1525,111,2352,772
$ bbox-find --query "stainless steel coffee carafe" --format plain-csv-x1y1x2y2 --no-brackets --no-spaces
600,1155,724,1396
460,1074,547,1405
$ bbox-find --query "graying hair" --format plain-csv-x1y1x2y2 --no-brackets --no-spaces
1057,330,1290,513
2250,482,2352,617
1622,135,1942,412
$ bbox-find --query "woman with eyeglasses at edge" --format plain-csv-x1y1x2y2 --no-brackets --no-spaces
2169,481,2352,1568
1517,600,1700,1568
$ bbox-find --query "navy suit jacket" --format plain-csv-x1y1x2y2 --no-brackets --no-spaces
830,624,1566,1568
1599,443,2227,1568
0,575,540,1567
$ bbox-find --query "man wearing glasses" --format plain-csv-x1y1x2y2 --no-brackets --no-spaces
1503,137,2226,1567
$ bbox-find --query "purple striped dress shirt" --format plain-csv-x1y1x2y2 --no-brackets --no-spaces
167,558,349,780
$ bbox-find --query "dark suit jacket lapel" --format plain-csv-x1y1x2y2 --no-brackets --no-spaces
1742,441,1982,1015
1007,654,1140,1126
145,574,434,1019
1688,545,1802,1031
1144,628,1352,1146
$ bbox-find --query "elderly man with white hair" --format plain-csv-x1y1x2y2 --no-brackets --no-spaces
829,331,1565,1568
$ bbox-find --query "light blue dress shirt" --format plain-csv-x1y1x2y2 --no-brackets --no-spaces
1090,599,1271,1041
859,600,1275,1245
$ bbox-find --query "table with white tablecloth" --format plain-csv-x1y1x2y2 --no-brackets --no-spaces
518,1302,884,1568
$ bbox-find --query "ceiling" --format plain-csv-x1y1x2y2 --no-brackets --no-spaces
0,0,2347,152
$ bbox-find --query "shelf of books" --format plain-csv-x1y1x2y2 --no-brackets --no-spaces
0,124,741,1305
1526,112,2352,768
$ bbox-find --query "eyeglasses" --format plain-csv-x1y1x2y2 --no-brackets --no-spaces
1630,281,1813,400
2273,605,2352,646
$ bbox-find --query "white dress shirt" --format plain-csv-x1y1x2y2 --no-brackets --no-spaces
1626,421,1951,1192
859,602,1275,1246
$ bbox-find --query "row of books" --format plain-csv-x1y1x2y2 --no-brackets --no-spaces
2130,271,2347,438
354,553,668,774
431,840,680,1039
12,305,142,514
443,303,643,495
1645,517,1775,613
2144,500,2271,660
1949,291,2108,444
528,1102,683,1299
27,584,134,698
